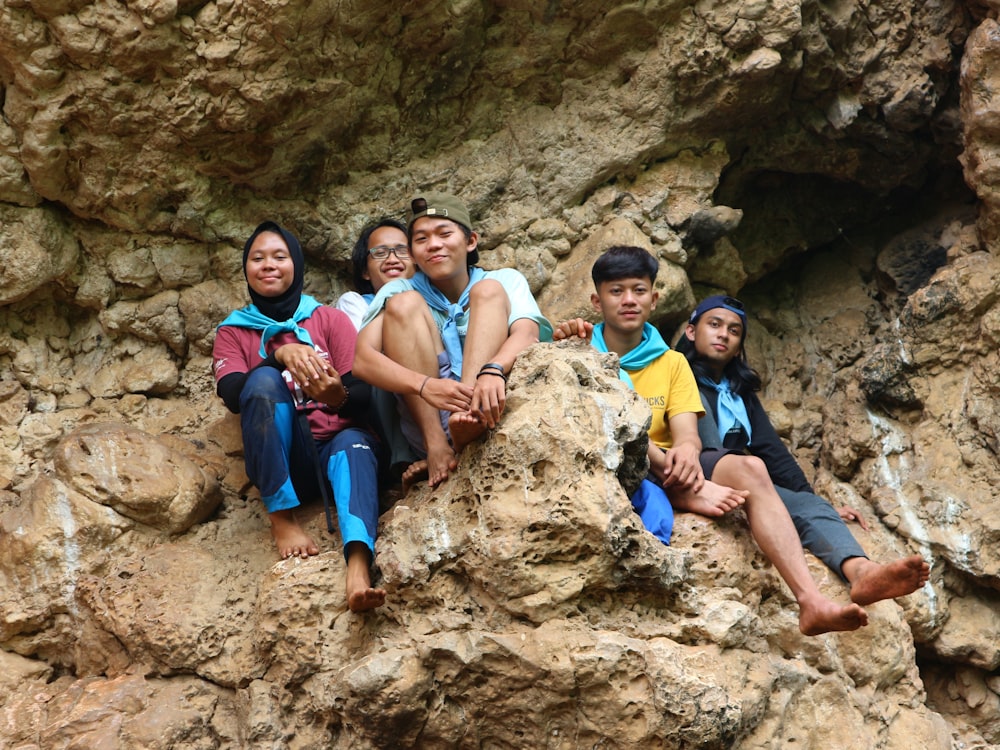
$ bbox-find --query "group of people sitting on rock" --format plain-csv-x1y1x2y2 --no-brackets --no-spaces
211,192,930,629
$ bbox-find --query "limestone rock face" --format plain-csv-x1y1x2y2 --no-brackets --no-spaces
0,0,966,257
2,0,1000,747
0,346,953,749
0,205,78,305
537,216,694,327
962,17,1000,248
53,423,224,533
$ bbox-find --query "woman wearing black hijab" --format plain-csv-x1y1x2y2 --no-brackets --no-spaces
212,221,385,612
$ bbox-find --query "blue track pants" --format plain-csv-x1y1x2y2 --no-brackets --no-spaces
238,367,380,558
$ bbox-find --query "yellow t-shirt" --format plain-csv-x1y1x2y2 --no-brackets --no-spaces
627,349,704,450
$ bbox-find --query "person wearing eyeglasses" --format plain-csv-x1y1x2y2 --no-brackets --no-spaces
212,221,386,613
335,217,420,487
353,192,553,489
555,245,875,635
675,294,930,610
336,217,416,330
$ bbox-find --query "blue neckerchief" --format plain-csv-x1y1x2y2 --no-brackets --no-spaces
699,375,752,444
410,267,487,378
592,322,669,389
218,295,322,358
362,292,375,304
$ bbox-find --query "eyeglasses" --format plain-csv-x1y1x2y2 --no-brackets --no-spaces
368,244,410,260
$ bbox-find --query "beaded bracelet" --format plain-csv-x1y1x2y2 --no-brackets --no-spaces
477,369,507,383
330,387,349,412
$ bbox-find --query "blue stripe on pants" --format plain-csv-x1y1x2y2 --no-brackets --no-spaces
238,367,381,558
321,428,380,559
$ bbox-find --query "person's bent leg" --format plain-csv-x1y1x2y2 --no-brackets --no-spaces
461,279,511,384
324,428,386,612
450,279,511,449
394,351,453,492
711,454,868,635
777,486,930,604
383,291,457,486
777,486,867,581
369,385,420,484
239,367,318,559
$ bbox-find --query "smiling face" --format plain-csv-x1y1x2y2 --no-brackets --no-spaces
363,225,415,292
591,276,659,337
245,230,295,298
409,216,477,295
685,307,744,376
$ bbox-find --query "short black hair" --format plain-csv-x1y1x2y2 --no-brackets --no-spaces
591,245,659,288
351,217,407,295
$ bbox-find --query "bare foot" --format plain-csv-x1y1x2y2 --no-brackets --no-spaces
798,594,868,636
269,509,320,559
426,442,458,488
845,555,930,606
401,459,428,495
346,543,386,613
448,411,488,454
669,480,748,517
348,586,386,613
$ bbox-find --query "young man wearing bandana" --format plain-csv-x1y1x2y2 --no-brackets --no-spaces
676,295,930,609
212,221,386,613
556,245,878,636
353,193,553,489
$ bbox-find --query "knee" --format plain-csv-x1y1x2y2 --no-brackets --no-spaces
356,434,379,464
744,456,774,487
730,455,770,486
744,455,769,477
468,278,508,307
338,428,377,456
384,291,428,322
332,432,379,476
240,367,290,406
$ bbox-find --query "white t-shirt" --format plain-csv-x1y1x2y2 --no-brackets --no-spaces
334,291,373,331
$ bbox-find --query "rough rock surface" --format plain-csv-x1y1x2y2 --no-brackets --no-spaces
2,0,1000,748
0,345,957,749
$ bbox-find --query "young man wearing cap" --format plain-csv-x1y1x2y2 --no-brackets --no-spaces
676,295,930,607
556,245,874,635
353,193,553,488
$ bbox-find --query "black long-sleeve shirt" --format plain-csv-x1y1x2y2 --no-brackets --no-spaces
696,385,813,494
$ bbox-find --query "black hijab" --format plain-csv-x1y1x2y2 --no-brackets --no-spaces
242,221,306,322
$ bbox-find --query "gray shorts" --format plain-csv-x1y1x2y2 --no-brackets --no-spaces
699,447,744,479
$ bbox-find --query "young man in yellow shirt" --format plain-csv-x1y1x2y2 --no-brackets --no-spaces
556,245,872,636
